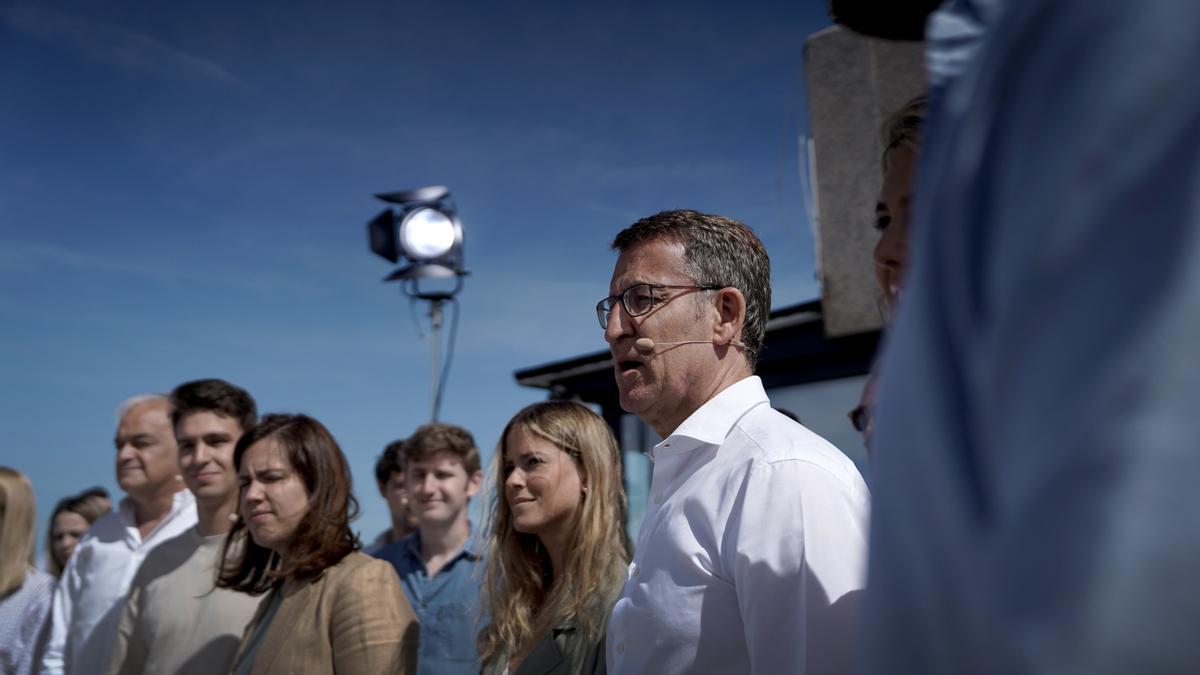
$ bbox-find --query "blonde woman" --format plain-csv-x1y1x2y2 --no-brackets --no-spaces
479,401,631,675
0,467,56,675
855,94,927,451
873,94,927,312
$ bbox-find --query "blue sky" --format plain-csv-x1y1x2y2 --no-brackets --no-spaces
0,0,833,544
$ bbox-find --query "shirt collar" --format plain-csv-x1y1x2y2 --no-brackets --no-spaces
117,495,138,527
116,489,195,526
401,526,483,562
116,489,195,544
659,375,769,449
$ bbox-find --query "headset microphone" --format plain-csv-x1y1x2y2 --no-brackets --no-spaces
634,338,747,352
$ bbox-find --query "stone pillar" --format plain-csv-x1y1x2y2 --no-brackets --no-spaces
804,26,924,337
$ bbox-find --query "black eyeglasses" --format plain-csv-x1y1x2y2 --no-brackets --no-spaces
596,283,723,329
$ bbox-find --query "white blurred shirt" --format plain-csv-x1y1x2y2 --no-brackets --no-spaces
40,490,196,675
606,376,870,675
0,569,55,675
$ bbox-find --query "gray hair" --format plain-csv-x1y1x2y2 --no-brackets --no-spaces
612,209,771,369
116,394,170,424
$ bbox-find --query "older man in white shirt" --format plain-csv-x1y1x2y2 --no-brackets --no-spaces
599,210,870,675
41,394,197,675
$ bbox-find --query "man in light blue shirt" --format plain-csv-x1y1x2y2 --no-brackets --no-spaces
376,423,485,675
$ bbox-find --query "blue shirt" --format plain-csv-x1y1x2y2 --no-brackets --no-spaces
862,0,1200,672
376,531,486,675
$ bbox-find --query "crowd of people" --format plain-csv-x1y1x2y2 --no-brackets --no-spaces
1,207,874,675
4,1,1199,671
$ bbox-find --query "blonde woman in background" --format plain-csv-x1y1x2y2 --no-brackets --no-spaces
873,94,927,313
0,467,56,675
854,94,928,453
479,401,631,675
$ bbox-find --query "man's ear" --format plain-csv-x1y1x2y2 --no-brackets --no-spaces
712,286,746,345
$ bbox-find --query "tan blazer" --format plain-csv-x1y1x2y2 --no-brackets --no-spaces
229,552,418,675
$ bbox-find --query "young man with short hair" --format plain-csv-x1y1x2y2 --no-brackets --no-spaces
377,423,485,675
105,379,263,675
364,439,418,556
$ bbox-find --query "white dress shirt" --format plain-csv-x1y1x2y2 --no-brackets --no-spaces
606,376,870,675
41,490,196,675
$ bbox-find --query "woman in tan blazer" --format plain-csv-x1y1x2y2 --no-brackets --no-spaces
218,414,419,674
478,402,631,675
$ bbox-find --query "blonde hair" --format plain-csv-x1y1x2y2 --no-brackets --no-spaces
0,467,37,594
478,402,631,667
881,94,927,172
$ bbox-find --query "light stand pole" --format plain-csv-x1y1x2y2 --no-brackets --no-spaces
366,186,468,422
415,289,456,421
429,296,442,420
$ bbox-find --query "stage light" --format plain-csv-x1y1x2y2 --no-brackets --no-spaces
365,185,469,423
367,185,466,284
399,207,456,260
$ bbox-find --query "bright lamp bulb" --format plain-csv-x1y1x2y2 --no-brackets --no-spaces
399,208,455,260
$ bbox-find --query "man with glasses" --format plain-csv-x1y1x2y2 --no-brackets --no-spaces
600,209,870,675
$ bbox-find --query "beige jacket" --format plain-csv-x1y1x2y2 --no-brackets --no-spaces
229,552,418,674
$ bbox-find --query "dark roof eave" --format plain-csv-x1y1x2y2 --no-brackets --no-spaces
514,299,827,390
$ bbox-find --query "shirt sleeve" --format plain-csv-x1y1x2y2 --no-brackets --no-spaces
20,575,54,675
330,559,420,675
39,560,76,675
726,458,869,675
104,579,146,675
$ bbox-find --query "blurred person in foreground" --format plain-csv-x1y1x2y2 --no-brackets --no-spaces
599,209,870,674
376,424,485,675
861,0,1200,672
363,439,418,556
0,467,55,675
478,401,630,675
44,490,110,579
219,414,418,674
107,379,263,675
42,395,197,675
